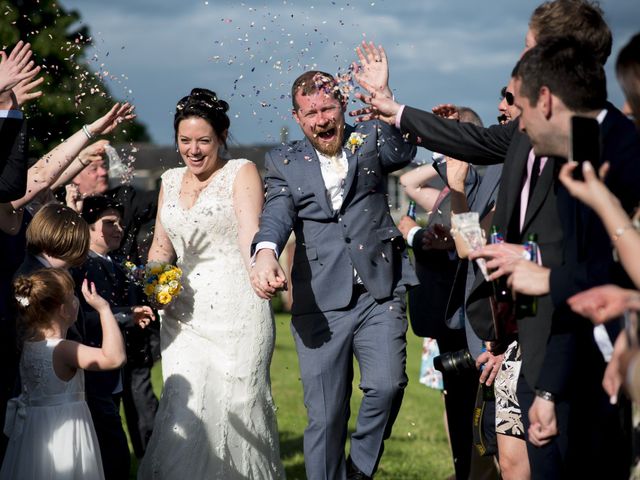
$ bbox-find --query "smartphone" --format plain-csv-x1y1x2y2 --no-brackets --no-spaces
569,115,601,180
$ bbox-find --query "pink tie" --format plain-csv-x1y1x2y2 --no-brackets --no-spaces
519,149,547,232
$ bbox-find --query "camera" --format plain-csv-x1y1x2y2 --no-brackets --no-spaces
433,349,475,375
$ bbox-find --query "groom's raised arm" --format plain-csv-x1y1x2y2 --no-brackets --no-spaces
375,119,416,173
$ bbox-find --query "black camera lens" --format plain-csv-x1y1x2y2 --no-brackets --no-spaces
433,349,475,375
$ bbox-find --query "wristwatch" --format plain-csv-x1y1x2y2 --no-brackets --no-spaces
535,389,556,402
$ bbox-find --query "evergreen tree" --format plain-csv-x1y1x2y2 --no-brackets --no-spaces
0,0,149,158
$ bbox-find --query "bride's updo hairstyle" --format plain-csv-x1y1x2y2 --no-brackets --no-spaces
174,88,230,149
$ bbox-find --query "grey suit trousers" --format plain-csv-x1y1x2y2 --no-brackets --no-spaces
290,285,408,479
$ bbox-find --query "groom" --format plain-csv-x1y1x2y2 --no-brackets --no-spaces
251,70,417,479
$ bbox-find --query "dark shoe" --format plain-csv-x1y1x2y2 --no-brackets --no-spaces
347,457,372,480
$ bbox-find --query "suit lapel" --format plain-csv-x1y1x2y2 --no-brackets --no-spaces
502,138,530,236
521,157,555,232
340,124,359,208
300,138,334,217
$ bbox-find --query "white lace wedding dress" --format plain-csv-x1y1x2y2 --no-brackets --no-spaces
138,159,284,479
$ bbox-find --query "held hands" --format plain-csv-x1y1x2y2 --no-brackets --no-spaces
86,102,136,137
567,285,640,324
132,305,155,329
250,249,288,300
528,396,558,446
81,279,111,314
352,41,392,99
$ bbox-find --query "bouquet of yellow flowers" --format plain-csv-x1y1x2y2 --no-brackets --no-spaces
124,261,183,307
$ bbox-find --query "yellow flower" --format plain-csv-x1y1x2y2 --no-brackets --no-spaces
144,283,155,297
148,263,163,275
157,291,172,305
168,280,181,295
158,273,168,284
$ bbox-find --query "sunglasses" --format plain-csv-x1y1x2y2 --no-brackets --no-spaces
500,86,515,106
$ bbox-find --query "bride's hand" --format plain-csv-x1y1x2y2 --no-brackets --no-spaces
250,249,288,300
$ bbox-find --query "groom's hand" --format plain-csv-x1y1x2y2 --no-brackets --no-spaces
250,249,288,300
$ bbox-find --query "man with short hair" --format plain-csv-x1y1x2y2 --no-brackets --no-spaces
251,69,417,480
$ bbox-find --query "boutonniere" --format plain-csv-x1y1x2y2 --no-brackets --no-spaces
346,132,367,154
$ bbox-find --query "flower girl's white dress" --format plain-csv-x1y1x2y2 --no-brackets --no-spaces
0,338,104,479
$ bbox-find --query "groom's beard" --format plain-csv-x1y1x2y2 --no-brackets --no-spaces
309,121,345,157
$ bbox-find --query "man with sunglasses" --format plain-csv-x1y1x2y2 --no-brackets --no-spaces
498,81,519,125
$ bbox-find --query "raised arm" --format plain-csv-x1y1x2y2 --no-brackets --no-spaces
54,280,126,376
399,164,441,211
147,185,177,264
233,162,265,272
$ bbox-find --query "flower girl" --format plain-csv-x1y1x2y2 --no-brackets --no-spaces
0,268,126,479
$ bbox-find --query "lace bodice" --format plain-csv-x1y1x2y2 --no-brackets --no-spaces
160,160,249,272
19,339,84,403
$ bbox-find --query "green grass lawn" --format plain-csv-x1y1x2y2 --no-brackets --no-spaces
127,313,454,479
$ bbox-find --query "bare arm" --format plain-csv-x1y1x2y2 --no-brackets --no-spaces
147,185,176,264
399,164,441,211
54,281,126,376
51,140,109,190
10,104,134,211
233,162,265,273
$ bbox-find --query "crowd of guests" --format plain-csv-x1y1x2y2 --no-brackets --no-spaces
0,40,159,479
350,1,640,478
0,0,640,478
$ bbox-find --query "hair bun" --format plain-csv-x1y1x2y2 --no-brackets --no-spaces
178,88,229,114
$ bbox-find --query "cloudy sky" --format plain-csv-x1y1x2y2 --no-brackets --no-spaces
60,0,639,148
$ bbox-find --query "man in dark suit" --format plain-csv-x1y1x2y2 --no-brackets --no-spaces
73,196,159,477
251,69,417,480
471,37,640,479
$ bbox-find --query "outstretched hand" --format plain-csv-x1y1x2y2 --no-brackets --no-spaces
13,73,44,108
350,89,401,125
352,41,391,98
432,104,459,120
567,285,640,324
87,102,136,137
81,279,110,313
132,305,155,329
0,41,39,94
250,249,288,300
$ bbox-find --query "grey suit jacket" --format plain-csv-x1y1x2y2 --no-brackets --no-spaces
253,120,418,315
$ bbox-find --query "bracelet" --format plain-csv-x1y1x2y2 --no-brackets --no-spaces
612,224,634,242
81,124,93,140
535,389,556,402
78,156,90,167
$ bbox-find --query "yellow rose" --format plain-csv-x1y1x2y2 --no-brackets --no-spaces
158,273,168,284
144,284,155,297
157,291,172,305
168,280,181,295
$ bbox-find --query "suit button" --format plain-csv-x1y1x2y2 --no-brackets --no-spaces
345,237,351,243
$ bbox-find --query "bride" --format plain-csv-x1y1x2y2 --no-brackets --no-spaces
137,88,284,479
